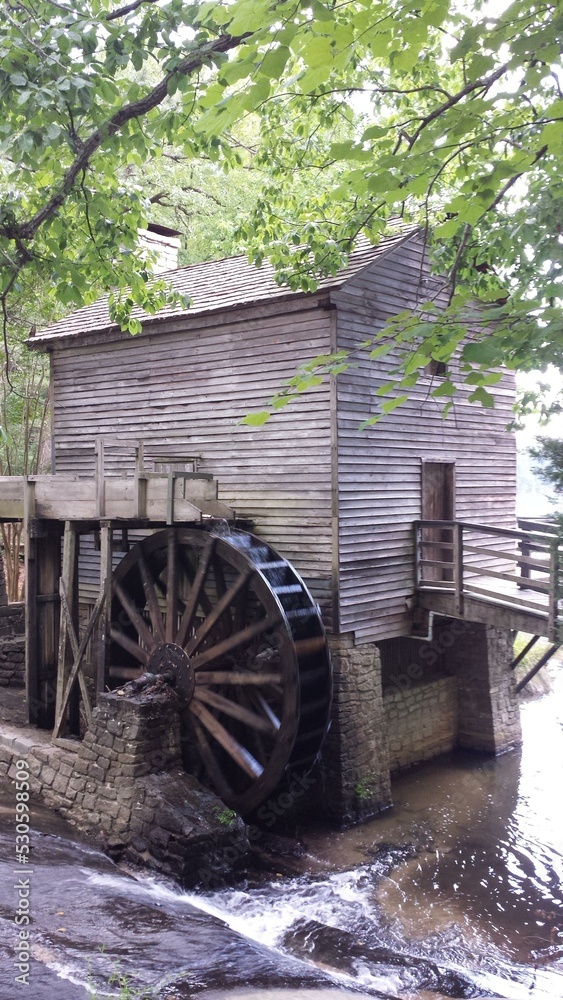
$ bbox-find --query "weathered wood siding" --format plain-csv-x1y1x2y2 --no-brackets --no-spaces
333,235,517,643
50,298,336,626
46,233,517,644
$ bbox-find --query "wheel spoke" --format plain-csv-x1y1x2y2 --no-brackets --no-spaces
251,691,281,731
194,686,277,734
138,548,165,642
185,569,252,657
188,713,233,802
233,580,250,632
107,526,331,816
191,615,280,671
195,670,282,686
113,580,157,652
109,627,149,665
165,527,178,643
190,699,263,779
178,551,213,616
175,535,216,648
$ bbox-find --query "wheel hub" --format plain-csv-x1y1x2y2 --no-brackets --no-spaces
147,642,195,704
108,527,332,814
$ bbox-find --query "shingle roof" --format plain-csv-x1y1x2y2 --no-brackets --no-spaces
35,224,419,343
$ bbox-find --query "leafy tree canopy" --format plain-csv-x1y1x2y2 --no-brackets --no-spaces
0,0,561,417
529,436,563,496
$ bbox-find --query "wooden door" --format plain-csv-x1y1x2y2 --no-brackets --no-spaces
421,462,455,581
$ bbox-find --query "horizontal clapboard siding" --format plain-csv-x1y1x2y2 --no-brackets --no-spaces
334,236,516,643
51,299,335,626
45,230,517,645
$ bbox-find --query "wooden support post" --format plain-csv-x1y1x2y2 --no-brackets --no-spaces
95,438,106,517
135,444,147,519
53,523,100,743
54,522,78,737
24,479,38,725
453,521,464,616
517,534,531,588
547,538,560,643
93,521,113,693
25,515,62,728
414,521,422,588
166,472,175,525
515,643,561,693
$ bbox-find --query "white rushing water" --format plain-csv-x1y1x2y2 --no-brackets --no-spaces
1,670,562,1000
177,669,563,999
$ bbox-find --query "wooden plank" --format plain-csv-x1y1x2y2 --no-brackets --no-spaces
462,564,550,593
93,522,112,692
54,523,78,738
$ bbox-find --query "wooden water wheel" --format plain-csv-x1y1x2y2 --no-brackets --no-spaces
107,527,332,815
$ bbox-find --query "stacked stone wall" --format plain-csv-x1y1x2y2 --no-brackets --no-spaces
0,547,25,686
384,676,458,772
0,690,248,885
447,622,522,752
0,604,26,687
316,633,391,825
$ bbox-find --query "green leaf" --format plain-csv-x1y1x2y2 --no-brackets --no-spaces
258,46,290,80
461,340,500,365
381,393,409,413
240,411,271,426
431,381,457,397
468,387,495,407
300,36,334,69
434,218,463,239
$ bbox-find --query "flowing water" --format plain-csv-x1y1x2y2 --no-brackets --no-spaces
1,675,562,1000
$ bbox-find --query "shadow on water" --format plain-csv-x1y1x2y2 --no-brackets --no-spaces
0,676,562,999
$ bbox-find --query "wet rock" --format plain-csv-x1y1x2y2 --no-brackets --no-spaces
282,919,497,998
125,771,249,887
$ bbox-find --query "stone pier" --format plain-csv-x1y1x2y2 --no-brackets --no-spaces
447,621,522,752
317,633,391,826
315,617,521,826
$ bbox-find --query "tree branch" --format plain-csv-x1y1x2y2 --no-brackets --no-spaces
4,31,246,247
106,0,158,21
405,61,511,149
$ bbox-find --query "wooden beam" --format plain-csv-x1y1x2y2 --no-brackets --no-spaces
24,504,38,726
95,438,105,517
547,538,561,643
453,521,464,616
54,522,77,737
93,521,112,693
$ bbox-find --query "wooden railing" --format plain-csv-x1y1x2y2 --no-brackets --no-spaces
415,519,562,641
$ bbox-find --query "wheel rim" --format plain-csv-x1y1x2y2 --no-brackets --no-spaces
107,527,332,814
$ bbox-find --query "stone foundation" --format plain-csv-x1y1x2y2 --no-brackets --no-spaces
447,621,522,752
0,690,248,885
0,599,25,687
384,676,458,773
316,619,520,822
317,633,391,825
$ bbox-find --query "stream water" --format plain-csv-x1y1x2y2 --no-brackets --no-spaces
1,674,562,1000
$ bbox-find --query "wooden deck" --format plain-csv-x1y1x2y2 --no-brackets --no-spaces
415,519,562,641
0,472,233,525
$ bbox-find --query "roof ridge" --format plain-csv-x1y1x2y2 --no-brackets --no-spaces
35,223,420,343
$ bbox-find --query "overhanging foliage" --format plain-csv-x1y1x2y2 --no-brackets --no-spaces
0,0,561,417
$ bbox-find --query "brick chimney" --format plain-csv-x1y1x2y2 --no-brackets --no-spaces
138,223,182,273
